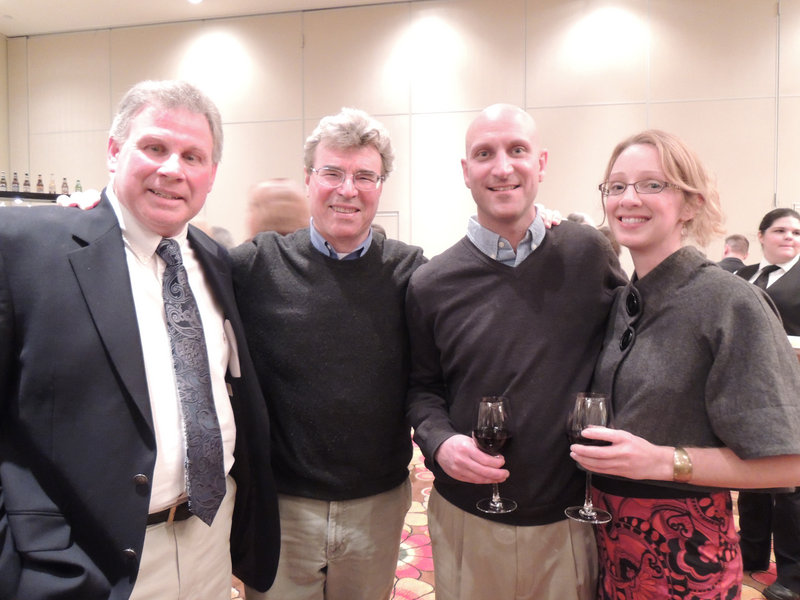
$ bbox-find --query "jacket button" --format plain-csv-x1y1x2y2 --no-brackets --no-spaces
619,327,634,351
625,292,640,316
123,548,138,562
133,474,149,486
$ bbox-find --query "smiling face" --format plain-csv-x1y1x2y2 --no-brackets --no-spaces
305,141,382,253
107,104,217,238
605,143,695,274
759,216,800,265
461,105,547,244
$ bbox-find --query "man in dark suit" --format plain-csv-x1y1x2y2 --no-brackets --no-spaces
0,80,279,599
717,233,749,273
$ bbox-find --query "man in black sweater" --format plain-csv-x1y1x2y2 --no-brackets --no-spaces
406,104,627,600
231,108,426,600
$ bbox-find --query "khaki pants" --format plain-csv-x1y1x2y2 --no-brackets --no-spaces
248,478,412,600
428,487,597,600
129,477,236,600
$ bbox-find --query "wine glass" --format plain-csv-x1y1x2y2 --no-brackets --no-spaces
473,396,517,514
564,392,612,524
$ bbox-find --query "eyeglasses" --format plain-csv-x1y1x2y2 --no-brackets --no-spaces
309,167,384,192
599,180,677,197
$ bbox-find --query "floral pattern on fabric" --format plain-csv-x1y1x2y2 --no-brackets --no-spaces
592,488,742,600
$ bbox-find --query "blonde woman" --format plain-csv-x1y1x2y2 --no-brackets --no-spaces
571,130,800,599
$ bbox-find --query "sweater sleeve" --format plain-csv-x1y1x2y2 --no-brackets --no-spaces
229,234,268,296
704,282,800,459
405,267,457,462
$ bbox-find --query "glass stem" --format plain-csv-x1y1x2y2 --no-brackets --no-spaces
582,472,595,515
491,483,502,508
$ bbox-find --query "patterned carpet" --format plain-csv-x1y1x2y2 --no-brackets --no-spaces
392,443,436,599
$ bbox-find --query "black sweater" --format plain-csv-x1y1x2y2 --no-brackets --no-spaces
406,222,626,525
231,229,426,500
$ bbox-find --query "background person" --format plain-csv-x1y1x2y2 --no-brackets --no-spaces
718,233,749,273
245,177,310,239
211,224,236,248
405,104,626,600
572,130,800,600
736,207,800,600
736,208,800,334
567,211,597,226
231,107,426,600
0,80,279,599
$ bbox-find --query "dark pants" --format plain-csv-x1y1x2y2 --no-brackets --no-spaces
738,489,800,593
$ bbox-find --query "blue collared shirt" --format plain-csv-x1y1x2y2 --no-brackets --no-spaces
309,218,373,260
466,214,545,266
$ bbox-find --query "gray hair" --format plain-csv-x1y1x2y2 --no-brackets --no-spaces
303,107,394,177
109,80,224,164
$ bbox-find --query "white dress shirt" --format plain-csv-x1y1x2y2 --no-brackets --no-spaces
748,254,800,288
107,187,236,512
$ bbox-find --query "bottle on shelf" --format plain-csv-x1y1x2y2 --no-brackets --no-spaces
11,172,19,192
74,179,82,192
48,173,56,194
0,172,6,192
22,173,30,193
61,177,69,195
36,174,44,193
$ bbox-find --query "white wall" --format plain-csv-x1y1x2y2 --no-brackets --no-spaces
4,0,799,271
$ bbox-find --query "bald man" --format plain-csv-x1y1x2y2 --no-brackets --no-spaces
405,104,626,600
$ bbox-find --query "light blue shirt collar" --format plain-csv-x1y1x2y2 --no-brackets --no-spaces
309,218,373,260
466,214,545,266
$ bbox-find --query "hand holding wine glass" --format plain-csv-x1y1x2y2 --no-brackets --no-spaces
473,396,517,514
565,392,612,524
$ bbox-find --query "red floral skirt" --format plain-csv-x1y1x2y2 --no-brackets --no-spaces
591,487,742,600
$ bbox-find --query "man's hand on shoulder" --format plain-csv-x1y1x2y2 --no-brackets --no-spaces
535,203,562,229
55,189,101,210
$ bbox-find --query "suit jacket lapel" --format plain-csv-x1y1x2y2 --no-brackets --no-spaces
188,227,237,322
188,228,247,383
767,259,800,292
736,264,758,281
69,197,153,430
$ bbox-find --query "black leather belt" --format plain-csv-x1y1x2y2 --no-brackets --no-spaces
147,501,192,525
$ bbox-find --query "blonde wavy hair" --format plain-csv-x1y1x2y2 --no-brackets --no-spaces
601,129,725,247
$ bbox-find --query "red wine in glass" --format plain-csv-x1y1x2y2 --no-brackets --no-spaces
567,429,611,447
472,425,512,455
474,396,517,514
564,392,612,524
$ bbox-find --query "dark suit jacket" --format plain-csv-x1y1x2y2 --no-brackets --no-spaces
0,193,279,599
717,256,745,273
738,260,800,335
